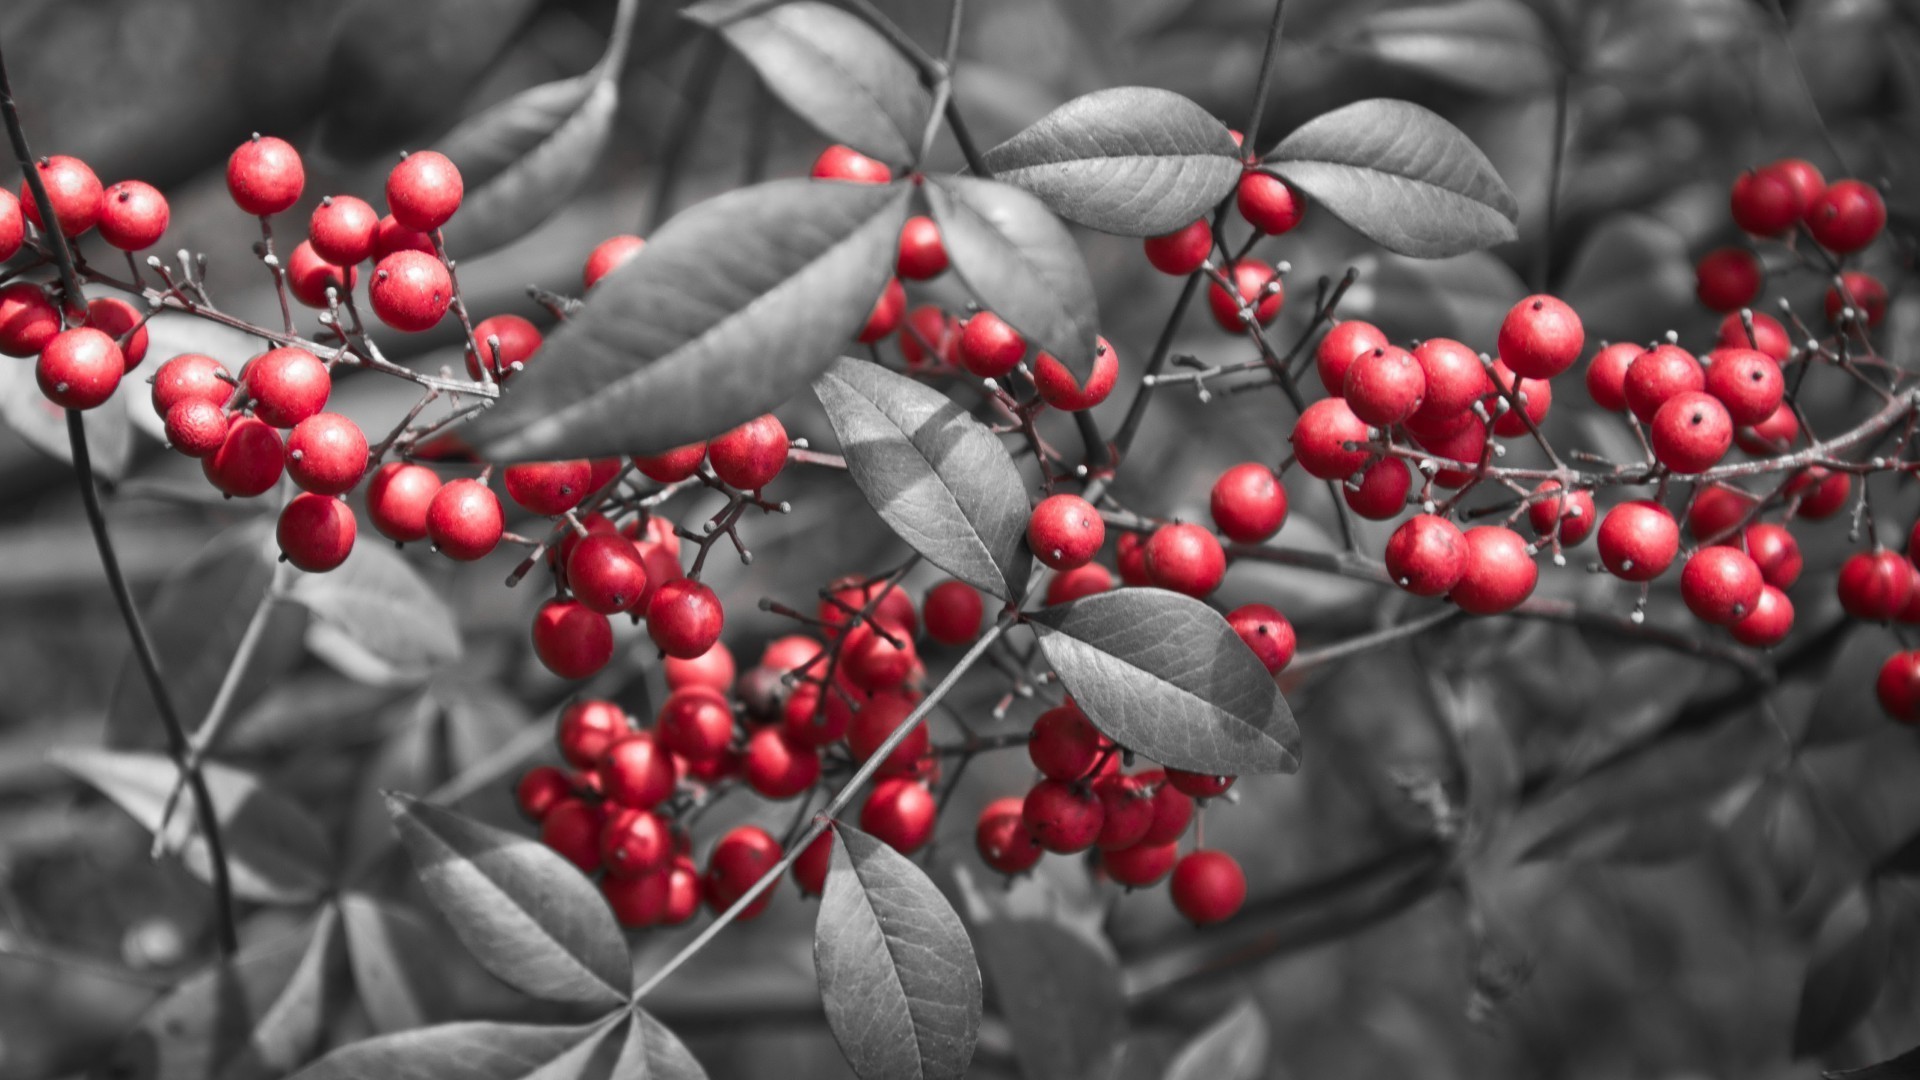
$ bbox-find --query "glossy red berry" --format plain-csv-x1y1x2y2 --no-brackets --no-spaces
97,180,169,251
1227,603,1295,674
1731,585,1794,648
1236,170,1304,234
1145,523,1226,597
811,145,891,183
1498,295,1583,379
1597,501,1678,581
285,241,355,308
21,155,102,236
1528,480,1596,547
1694,247,1762,312
540,800,604,873
1623,344,1703,423
307,195,378,266
84,298,148,373
515,766,574,821
1386,514,1467,596
1585,342,1638,412
820,577,917,639
426,478,503,560
1737,404,1800,456
1745,523,1802,589
846,691,929,775
1806,179,1885,253
1166,770,1233,799
743,726,821,800
533,599,614,680
1139,773,1193,845
647,579,724,659
1032,337,1119,412
1290,398,1371,480
1703,348,1784,427
708,414,789,491
1207,258,1282,332
1411,337,1491,427
666,643,735,698
1838,551,1914,622
243,347,329,428
1022,779,1105,854
1094,774,1155,851
861,778,936,853
1029,703,1105,781
976,799,1043,875
601,807,672,880
899,305,961,369
0,190,21,260
1826,271,1888,328
1103,841,1178,887
601,733,678,809
1687,484,1756,543
858,277,906,343
1767,158,1825,215
1210,463,1287,544
569,533,649,614
1877,652,1920,724
1450,526,1536,615
1143,219,1212,276
895,215,947,279
1785,466,1849,519
285,412,368,495
225,137,303,216
923,580,985,645
1487,359,1551,438
1046,563,1116,606
276,493,356,572
386,151,463,232
366,462,442,543
36,327,122,410
842,621,916,691
1344,457,1411,520
1717,311,1790,361
657,686,735,762
1344,345,1426,426
1116,531,1150,586
372,215,434,260
1680,546,1762,626
583,234,645,289
1316,320,1389,397
791,831,834,897
1170,850,1246,925
1730,168,1797,236
370,250,451,333
706,826,781,919
165,400,228,457
504,459,592,515
557,699,631,768
1651,391,1733,474
0,283,60,358
1415,417,1488,488
202,416,285,498
1028,494,1104,571
957,312,1026,378
634,442,706,484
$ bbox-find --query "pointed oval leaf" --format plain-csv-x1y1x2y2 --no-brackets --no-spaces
926,175,1099,379
1163,999,1269,1080
973,916,1123,1080
291,1019,615,1080
53,748,334,904
290,541,462,679
1029,588,1299,776
815,825,981,1080
437,72,620,257
614,1008,711,1080
469,178,911,462
1341,0,1561,97
981,86,1241,236
688,0,931,166
814,358,1030,600
387,794,630,1007
341,892,453,1035
1264,99,1518,258
1794,884,1889,1056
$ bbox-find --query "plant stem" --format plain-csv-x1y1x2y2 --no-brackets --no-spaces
0,48,82,315
1535,71,1569,294
1242,0,1288,154
1289,609,1462,672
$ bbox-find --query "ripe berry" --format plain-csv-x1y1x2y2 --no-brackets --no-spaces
1046,563,1114,606
202,416,285,497
1116,531,1150,586
1806,179,1885,253
1694,247,1763,312
1785,466,1849,519
541,800,604,873
1414,418,1487,488
842,622,916,691
1717,311,1790,361
533,599,614,679
225,136,304,216
1498,295,1584,379
1623,344,1703,423
811,145,891,183
1166,770,1234,799
1104,841,1178,887
1703,349,1784,427
426,478,503,560
1598,501,1679,581
1032,337,1119,412
743,726,821,800
896,215,947,279
1207,258,1282,332
958,312,1026,378
370,250,451,332
1145,523,1226,597
285,412,368,495
1094,774,1155,850
583,234,645,289
276,493,356,573
373,214,434,260
706,826,781,919
386,151,463,232
899,305,961,369
1585,342,1639,412
1344,345,1425,425
1028,494,1104,571
1450,526,1536,615
165,400,228,457
1737,404,1800,456
97,180,169,251
847,691,930,775
976,799,1043,875
1687,484,1755,543
1745,523,1803,588
656,687,734,762
862,778,936,853
1731,585,1794,648
1236,170,1304,234
635,442,706,483
1140,773,1193,845
1651,392,1733,474
1528,480,1596,547
1170,850,1246,925
516,766,573,821
504,460,591,515
601,733,678,810
792,831,834,897
365,463,441,543
1210,463,1287,543
1838,551,1914,621
1386,514,1468,596
1877,652,1920,724
1022,779,1105,854
308,195,378,266
1730,168,1798,236
0,284,59,358
1316,320,1389,397
1143,219,1212,275
557,699,631,768
36,327,123,410
21,155,103,236
647,579,724,659
601,808,672,880
709,414,789,490
858,278,906,343
242,347,330,428
1487,360,1551,438
1410,338,1491,427
286,241,356,308
84,298,148,372
923,580,985,645
0,190,21,260
1290,398,1371,480
1029,703,1105,781
1825,271,1888,328
569,533,649,614
1344,457,1411,519
1227,603,1295,674
1680,546,1762,625
665,642,735,694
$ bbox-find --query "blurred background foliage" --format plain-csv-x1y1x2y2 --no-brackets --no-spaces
0,0,1916,1077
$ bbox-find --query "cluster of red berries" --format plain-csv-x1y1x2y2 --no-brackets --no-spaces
1694,156,1890,327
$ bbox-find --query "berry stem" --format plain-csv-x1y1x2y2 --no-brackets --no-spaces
1533,70,1569,294
1288,608,1463,673
1241,0,1288,154
0,46,84,315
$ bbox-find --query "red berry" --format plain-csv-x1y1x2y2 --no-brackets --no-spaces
842,621,916,691
858,277,906,343
1094,774,1155,851
307,194,378,266
792,831,834,897
1227,603,1295,674
647,579,724,659
976,799,1043,875
601,733,677,808
1527,480,1596,547
1806,179,1885,253
515,766,573,821
366,462,442,543
373,215,435,260
665,642,735,694
557,699,631,769
1737,404,1801,456
743,726,821,800
1170,850,1246,925
0,190,21,260
36,327,123,410
0,283,59,357
1585,342,1638,412
226,137,304,216
243,347,330,428
426,478,503,560
165,400,228,457
1290,397,1371,480
895,215,947,279
504,459,591,515
847,691,930,775
781,681,851,748
1140,772,1193,845
1498,295,1583,379
1598,501,1678,581
1143,219,1212,276
1045,562,1114,606
1166,770,1234,799
1686,484,1756,543
657,686,735,762
540,799,604,873
1717,311,1790,361
569,533,649,614
286,241,356,308
899,305,961,369
820,577,917,639
1145,522,1226,598
1838,550,1914,622
1414,417,1488,488
1877,652,1920,724
861,778,936,853
461,314,542,385
1316,320,1390,397
602,868,670,928
1680,546,1763,626
1103,841,1178,887
1731,585,1794,648
1236,170,1305,234
1486,359,1551,438
1022,779,1104,854
276,493,357,572
1704,348,1784,427
84,298,148,372
1450,526,1536,615
385,150,463,232
634,442,707,484
1386,514,1467,596
708,414,789,491
583,234,645,289
1344,457,1412,520
202,415,285,498
957,311,1026,378
706,826,782,919
1785,466,1849,519
1210,463,1287,543
1651,391,1733,474
1622,344,1703,423
1032,336,1119,412
97,180,169,251
370,250,451,333
1028,494,1104,571
21,155,103,236
1694,247,1763,312
1730,168,1798,236
533,599,614,680
923,580,985,645
1745,523,1802,588
1207,258,1282,332
1410,338,1491,427
1029,703,1106,781
286,412,368,495
1343,345,1425,425
1825,271,1888,328
1117,531,1150,586
811,145,891,184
